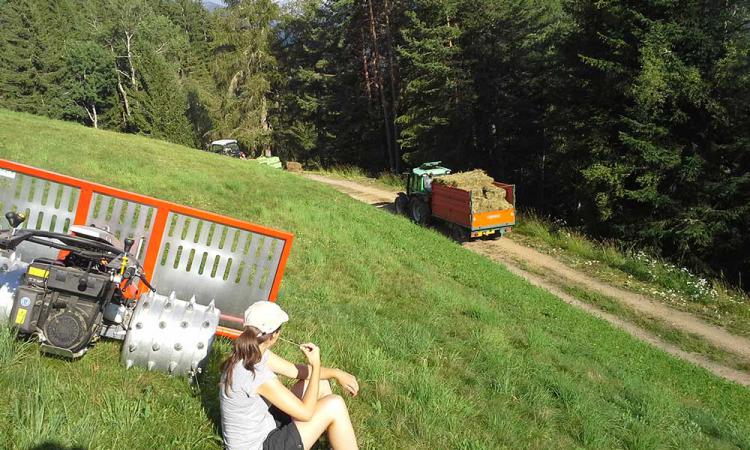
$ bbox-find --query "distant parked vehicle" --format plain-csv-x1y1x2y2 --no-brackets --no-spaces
207,139,247,159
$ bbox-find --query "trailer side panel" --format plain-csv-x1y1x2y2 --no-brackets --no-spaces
431,183,472,228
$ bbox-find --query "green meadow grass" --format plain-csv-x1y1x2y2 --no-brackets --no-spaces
0,109,749,449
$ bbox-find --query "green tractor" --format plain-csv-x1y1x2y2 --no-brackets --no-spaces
394,162,451,225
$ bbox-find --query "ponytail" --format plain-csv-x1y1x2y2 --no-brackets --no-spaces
220,326,276,395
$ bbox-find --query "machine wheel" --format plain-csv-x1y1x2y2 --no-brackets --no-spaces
394,193,409,216
409,198,430,225
450,225,470,243
0,250,27,323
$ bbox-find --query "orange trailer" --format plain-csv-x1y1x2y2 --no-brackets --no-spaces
431,182,516,241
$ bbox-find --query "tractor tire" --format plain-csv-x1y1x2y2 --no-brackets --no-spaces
409,198,430,225
394,193,409,216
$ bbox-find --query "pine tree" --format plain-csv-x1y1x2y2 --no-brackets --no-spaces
396,0,471,167
58,41,117,128
211,0,279,156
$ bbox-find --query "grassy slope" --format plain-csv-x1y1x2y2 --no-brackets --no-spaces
0,109,748,450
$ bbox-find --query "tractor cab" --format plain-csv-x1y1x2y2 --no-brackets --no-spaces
406,161,451,195
395,162,451,219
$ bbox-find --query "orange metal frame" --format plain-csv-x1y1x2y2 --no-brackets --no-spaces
0,160,295,339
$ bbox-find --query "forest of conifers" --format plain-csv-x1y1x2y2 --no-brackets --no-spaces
0,0,748,288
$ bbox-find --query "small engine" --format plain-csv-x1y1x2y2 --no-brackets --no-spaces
11,261,116,357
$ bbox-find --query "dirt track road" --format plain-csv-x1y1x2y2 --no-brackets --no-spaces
305,172,750,385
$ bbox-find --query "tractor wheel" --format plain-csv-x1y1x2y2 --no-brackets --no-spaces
394,193,409,216
409,198,430,225
451,225,470,243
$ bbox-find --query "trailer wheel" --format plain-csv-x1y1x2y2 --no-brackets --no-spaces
394,193,409,216
409,198,430,225
450,225,470,243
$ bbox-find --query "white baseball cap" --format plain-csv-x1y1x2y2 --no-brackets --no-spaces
243,301,289,335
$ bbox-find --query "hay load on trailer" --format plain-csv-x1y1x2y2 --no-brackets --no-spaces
433,169,513,213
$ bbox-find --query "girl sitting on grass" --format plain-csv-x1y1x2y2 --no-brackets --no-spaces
220,301,359,450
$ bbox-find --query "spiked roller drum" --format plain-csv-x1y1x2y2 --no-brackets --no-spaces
122,291,220,377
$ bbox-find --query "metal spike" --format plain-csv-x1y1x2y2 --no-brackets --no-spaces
207,299,216,313
169,291,176,301
189,295,196,304
168,361,178,373
147,361,155,371
128,343,137,352
125,359,134,369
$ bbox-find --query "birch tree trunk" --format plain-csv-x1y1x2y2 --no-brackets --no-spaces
85,104,98,129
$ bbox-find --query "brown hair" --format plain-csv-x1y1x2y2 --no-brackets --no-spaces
220,326,278,395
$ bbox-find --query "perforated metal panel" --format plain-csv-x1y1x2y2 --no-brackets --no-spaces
0,170,79,261
85,193,156,262
152,212,285,323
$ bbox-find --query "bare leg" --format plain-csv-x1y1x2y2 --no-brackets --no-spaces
294,394,358,450
292,379,332,399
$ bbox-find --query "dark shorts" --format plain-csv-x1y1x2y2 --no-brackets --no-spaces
263,406,303,450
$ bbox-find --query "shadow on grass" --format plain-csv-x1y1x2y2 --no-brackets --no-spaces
373,201,395,212
28,444,86,450
197,343,226,438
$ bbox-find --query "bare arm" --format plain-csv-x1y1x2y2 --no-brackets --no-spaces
257,376,318,421
266,350,359,396
258,343,321,421
267,350,341,380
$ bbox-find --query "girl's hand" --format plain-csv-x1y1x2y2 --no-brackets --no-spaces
336,370,359,397
300,343,320,368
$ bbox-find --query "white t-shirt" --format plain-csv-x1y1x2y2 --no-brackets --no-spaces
220,351,277,450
